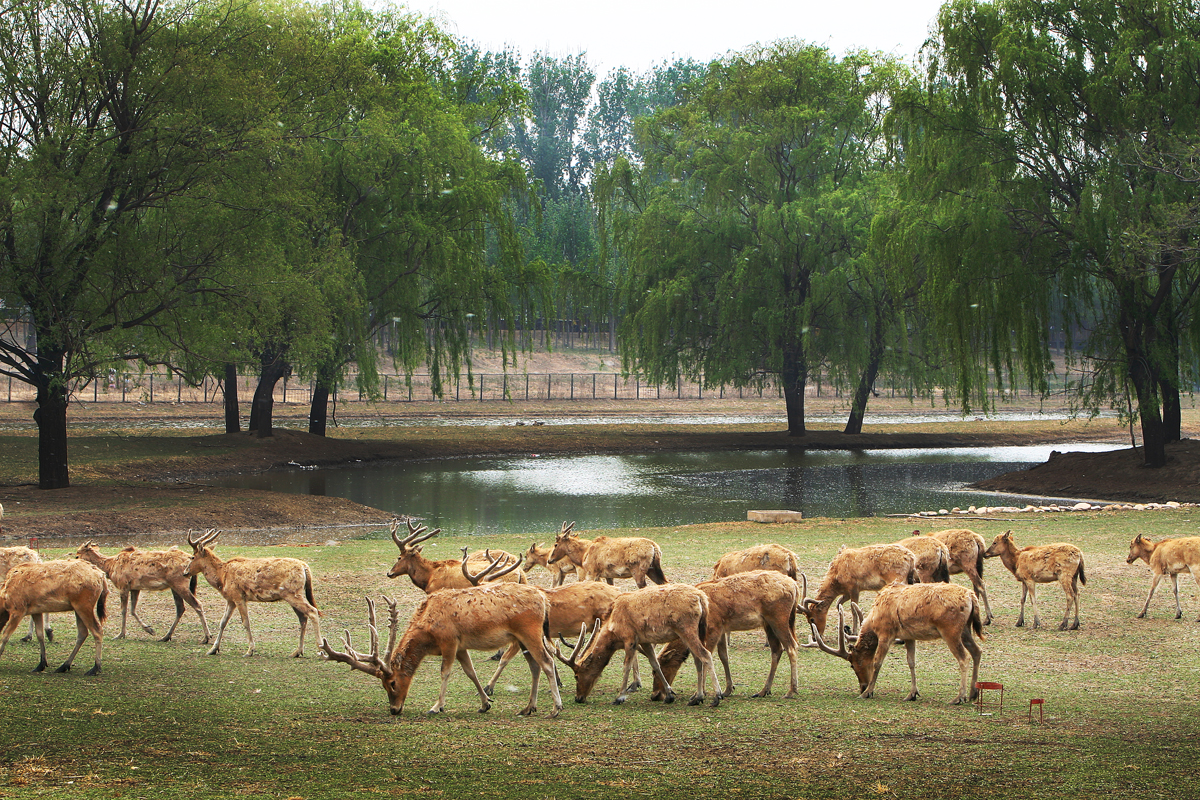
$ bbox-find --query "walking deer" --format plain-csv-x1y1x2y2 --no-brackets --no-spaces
1126,534,1200,620
185,530,321,656
0,560,108,675
549,523,667,587
984,530,1085,630
75,541,210,642
522,526,578,586
1,546,52,643
929,528,994,624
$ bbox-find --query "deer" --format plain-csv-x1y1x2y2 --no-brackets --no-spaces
522,525,578,586
928,528,994,624
1126,534,1200,620
0,559,108,675
320,553,561,717
386,520,525,593
184,529,321,657
710,543,801,581
75,541,211,643
802,543,919,638
1,546,53,643
553,582,721,707
894,533,951,584
652,569,803,701
802,582,984,704
984,530,1085,630
549,523,667,587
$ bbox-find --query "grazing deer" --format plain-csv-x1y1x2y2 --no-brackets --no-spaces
185,530,321,657
554,583,721,707
802,582,983,704
984,530,1085,630
895,533,951,584
929,529,994,625
710,543,801,581
321,573,562,717
653,570,802,701
1,546,53,643
803,544,919,637
522,525,578,586
75,541,211,643
386,520,524,593
0,560,108,675
549,523,667,587
1126,534,1200,620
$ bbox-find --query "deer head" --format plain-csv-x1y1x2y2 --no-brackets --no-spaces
320,596,407,714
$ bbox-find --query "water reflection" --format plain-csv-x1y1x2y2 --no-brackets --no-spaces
213,443,1121,537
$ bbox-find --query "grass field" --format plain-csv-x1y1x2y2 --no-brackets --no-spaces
1,511,1196,799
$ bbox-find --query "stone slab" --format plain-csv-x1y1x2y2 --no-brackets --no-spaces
747,510,804,523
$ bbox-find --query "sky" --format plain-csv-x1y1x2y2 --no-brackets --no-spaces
412,0,948,75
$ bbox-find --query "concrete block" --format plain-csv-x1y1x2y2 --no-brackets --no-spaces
747,510,803,523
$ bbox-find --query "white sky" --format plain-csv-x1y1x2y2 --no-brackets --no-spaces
411,0,947,75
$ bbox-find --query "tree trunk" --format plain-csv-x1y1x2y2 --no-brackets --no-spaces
1123,311,1167,467
248,352,290,439
309,378,332,437
1161,379,1181,443
223,363,240,434
33,354,71,489
844,307,888,435
781,358,807,436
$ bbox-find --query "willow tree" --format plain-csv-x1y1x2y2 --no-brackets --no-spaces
889,0,1200,467
603,42,901,435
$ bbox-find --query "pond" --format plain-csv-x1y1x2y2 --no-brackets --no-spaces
213,443,1123,537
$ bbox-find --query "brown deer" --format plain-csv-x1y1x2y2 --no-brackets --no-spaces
803,543,919,637
320,574,562,717
652,570,802,700
185,530,322,656
522,523,580,586
1126,534,1200,620
386,520,524,593
710,543,801,580
549,524,667,587
929,529,994,624
984,530,1085,630
75,541,211,643
0,560,108,675
553,583,721,707
895,533,951,584
1,546,52,643
802,582,983,703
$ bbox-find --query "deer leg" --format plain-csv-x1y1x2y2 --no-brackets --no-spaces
117,590,131,639
1015,583,1029,627
73,602,104,676
716,629,735,698
233,600,256,657
161,590,186,642
519,636,561,718
1138,573,1166,618
288,600,320,658
0,611,26,660
753,628,784,698
31,613,50,673
962,628,982,703
1058,575,1077,631
55,612,89,673
128,588,155,636
1027,582,1042,629
968,569,994,625
484,641,523,696
207,600,237,655
902,640,920,701
686,638,721,708
614,644,641,704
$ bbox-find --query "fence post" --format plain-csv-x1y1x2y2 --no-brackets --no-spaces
593,373,597,400
149,374,154,403
570,373,574,400
177,374,182,403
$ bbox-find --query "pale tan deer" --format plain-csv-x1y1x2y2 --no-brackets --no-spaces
802,582,983,704
549,525,667,587
802,543,919,637
522,523,579,586
895,533,951,584
1126,534,1200,620
652,570,802,701
75,541,210,643
0,560,108,675
929,528,994,624
185,530,321,657
553,583,721,707
0,546,52,643
710,543,801,581
386,520,524,593
320,577,562,717
984,530,1085,630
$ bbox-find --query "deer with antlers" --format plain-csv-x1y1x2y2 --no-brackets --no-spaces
549,522,667,587
321,552,562,717
75,541,211,643
803,543,919,638
185,530,321,657
554,583,721,707
0,560,108,675
802,582,984,704
984,530,1085,630
386,520,525,593
652,569,803,701
927,529,994,625
1126,534,1200,620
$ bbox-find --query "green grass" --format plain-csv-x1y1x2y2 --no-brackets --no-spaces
1,513,1196,798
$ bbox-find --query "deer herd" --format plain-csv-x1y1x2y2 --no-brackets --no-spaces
0,517,1196,720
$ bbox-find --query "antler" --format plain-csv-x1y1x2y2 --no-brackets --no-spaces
461,548,523,585
390,519,439,550
552,619,600,669
559,520,576,538
187,529,221,551
801,603,852,661
319,596,400,679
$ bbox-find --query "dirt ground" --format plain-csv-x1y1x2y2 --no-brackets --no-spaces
2,395,1197,542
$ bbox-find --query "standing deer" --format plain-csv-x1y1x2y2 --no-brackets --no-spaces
1,546,52,643
185,530,321,657
522,525,578,586
75,541,210,642
321,568,562,718
1126,534,1200,620
0,560,108,675
652,570,802,700
929,529,994,625
549,523,667,587
803,543,919,637
386,520,524,592
803,582,984,704
894,533,951,584
984,530,1085,630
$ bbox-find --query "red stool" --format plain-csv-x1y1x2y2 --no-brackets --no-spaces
1029,698,1044,723
975,681,1004,715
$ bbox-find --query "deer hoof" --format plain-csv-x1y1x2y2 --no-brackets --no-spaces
54,663,70,673
687,696,703,706
517,706,535,717
85,664,101,676
612,697,627,705
32,662,47,673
